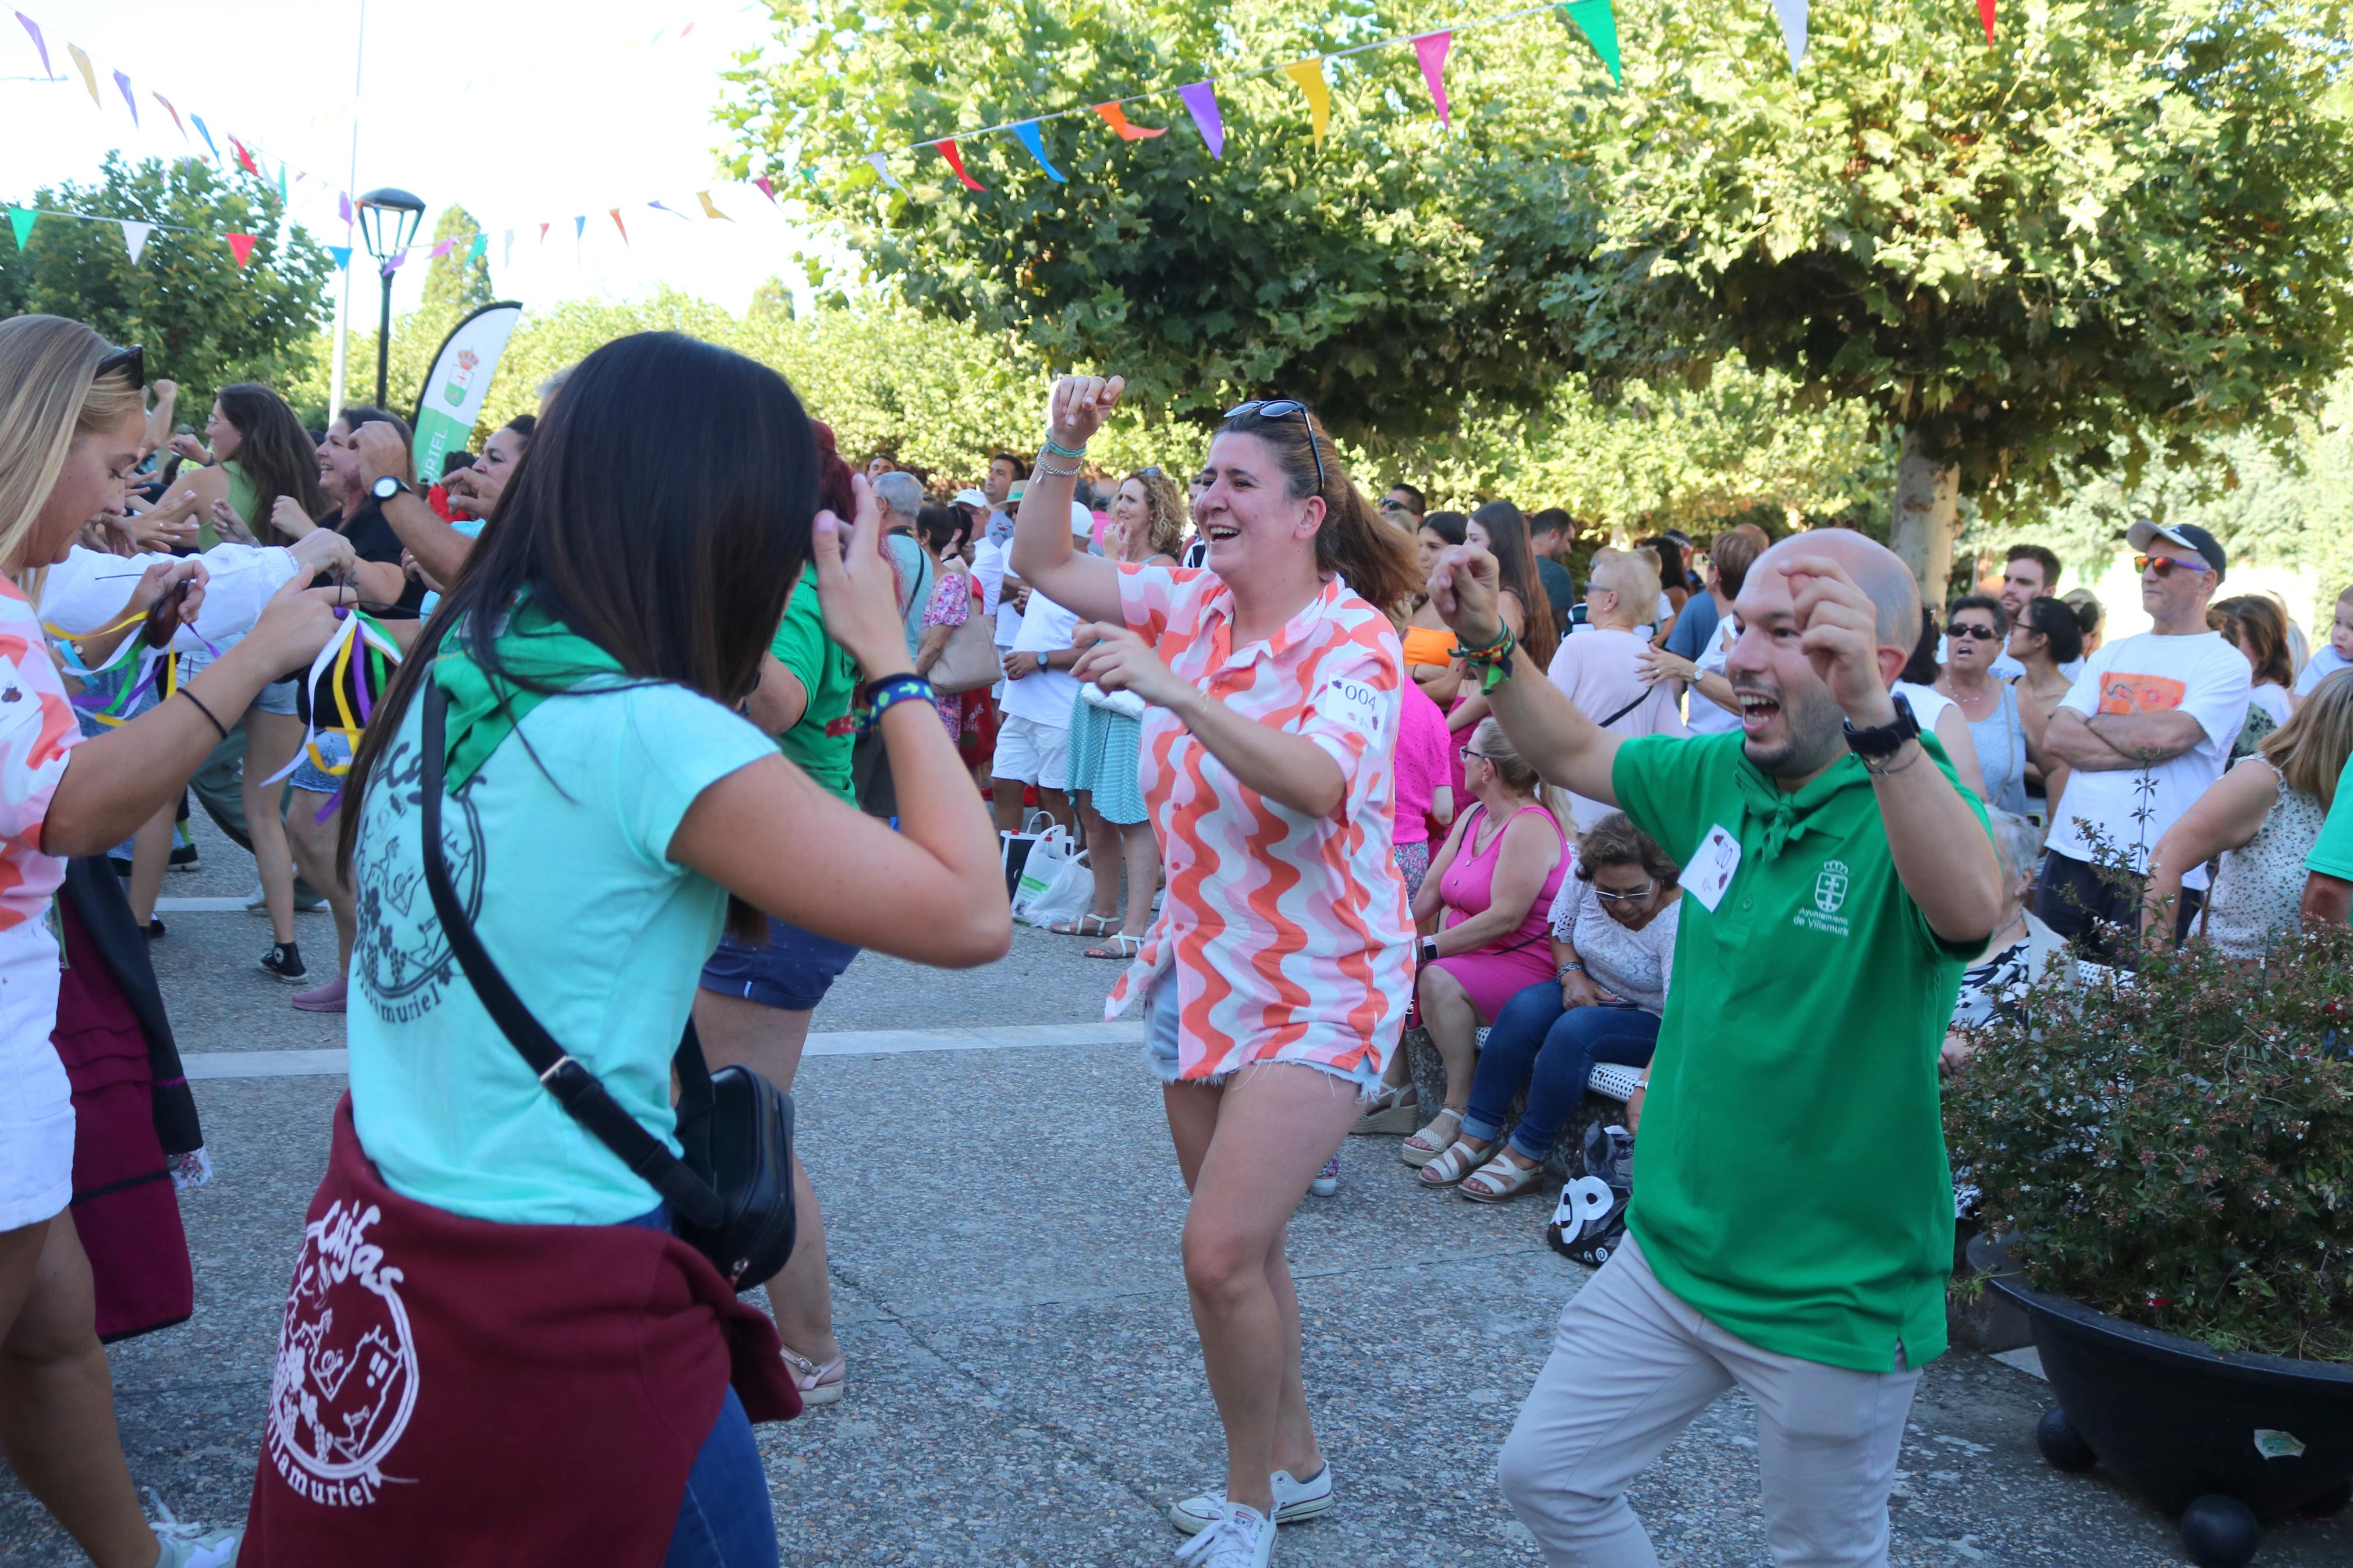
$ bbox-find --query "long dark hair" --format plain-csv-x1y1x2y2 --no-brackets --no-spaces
336,332,821,878
1420,510,1468,548
1471,500,1560,671
1218,402,1422,615
2020,594,2085,666
218,382,330,542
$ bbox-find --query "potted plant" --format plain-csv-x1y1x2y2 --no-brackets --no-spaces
1942,916,2353,1568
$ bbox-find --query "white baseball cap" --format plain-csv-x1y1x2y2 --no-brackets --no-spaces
952,488,988,509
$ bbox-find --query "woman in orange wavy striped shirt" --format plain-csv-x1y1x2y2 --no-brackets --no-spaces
1012,375,1424,1568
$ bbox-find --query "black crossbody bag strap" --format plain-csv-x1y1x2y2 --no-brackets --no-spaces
417,681,723,1229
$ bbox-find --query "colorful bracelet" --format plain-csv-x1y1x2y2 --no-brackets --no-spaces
860,673,936,731
1451,624,1518,693
1042,435,1087,458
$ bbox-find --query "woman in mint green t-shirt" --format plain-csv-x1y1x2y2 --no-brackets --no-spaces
290,332,1011,1562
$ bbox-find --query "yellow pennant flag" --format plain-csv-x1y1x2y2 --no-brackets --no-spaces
1282,59,1329,150
66,42,100,106
696,190,731,221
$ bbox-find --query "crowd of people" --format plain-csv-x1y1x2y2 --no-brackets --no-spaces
0,310,2348,1568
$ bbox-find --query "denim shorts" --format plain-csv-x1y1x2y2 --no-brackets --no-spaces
289,730,353,796
1140,971,1386,1096
253,675,300,717
698,916,860,1012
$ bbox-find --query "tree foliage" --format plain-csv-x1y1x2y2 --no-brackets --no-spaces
421,205,495,313
1,154,335,413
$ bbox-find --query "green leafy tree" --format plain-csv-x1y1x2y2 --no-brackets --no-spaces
721,0,1619,448
748,276,796,321
1568,0,2353,600
1,152,335,413
421,204,495,313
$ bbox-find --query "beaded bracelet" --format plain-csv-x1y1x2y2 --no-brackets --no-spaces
860,673,937,731
1037,457,1082,478
1450,624,1518,694
1042,435,1087,458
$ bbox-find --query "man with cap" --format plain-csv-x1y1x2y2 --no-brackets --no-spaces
2034,520,2249,960
988,502,1096,837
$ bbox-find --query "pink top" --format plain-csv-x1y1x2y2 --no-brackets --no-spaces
1438,801,1568,957
1106,563,1412,1080
0,578,83,1048
1392,682,1450,848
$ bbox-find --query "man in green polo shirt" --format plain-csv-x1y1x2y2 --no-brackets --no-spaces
2302,753,2352,926
688,574,864,1407
1431,530,2002,1566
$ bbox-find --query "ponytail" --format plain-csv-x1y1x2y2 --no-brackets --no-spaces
1218,401,1422,617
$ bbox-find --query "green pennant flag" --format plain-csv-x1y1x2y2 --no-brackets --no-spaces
6,207,36,250
1559,0,1622,85
276,161,288,201
466,233,488,263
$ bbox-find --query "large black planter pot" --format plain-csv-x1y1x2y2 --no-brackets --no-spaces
1969,1233,2353,1566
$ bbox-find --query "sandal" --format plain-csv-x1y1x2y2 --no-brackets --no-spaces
1048,912,1119,937
780,1345,846,1408
1417,1136,1496,1187
1352,1084,1420,1137
1084,933,1145,959
1459,1150,1545,1203
1399,1107,1464,1168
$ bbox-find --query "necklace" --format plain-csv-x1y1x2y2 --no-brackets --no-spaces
1940,674,2000,716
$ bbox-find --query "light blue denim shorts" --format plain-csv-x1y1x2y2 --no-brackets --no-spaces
1141,972,1387,1096
289,730,353,797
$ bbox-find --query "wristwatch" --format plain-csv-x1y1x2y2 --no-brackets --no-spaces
1418,936,1440,966
1557,961,1585,980
1842,692,1921,759
371,474,411,502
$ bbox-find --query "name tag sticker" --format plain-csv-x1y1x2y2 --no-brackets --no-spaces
1685,824,1742,912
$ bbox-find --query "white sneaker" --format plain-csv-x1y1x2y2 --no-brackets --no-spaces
150,1496,241,1568
1173,1501,1273,1567
1170,1465,1333,1534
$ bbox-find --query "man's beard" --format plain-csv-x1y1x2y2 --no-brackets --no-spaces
1741,681,1847,779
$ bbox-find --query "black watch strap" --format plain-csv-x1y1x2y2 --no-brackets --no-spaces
1843,692,1921,759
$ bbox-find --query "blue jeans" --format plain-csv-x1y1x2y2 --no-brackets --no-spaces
1461,982,1660,1164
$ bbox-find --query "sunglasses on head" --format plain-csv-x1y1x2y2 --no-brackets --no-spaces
1225,399,1325,495
1135,465,1163,478
2134,553,2213,578
95,343,145,389
1946,621,2001,641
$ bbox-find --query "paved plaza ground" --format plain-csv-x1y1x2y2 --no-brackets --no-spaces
2,819,2348,1566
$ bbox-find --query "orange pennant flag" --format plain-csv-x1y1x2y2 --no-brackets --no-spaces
609,208,629,244
1092,102,1165,140
225,233,257,268
935,138,986,191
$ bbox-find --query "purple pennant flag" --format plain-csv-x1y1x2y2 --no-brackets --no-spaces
1176,80,1224,159
14,12,50,78
112,69,138,125
428,239,455,259
339,190,353,225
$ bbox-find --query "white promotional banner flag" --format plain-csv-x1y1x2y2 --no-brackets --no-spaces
1772,0,1807,69
410,300,524,482
119,219,153,264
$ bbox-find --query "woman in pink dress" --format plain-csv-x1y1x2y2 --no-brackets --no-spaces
1401,717,1568,1168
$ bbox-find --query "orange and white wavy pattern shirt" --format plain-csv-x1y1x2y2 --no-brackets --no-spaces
0,578,82,1046
1105,563,1412,1080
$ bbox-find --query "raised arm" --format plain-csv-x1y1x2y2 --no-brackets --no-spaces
354,419,478,590
1427,544,1623,806
1005,376,1126,625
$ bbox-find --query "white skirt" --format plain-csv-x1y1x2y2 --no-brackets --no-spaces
0,1021,73,1232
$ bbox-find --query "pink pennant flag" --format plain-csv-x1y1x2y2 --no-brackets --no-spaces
428,239,455,259
112,69,137,125
225,233,257,268
1413,32,1453,128
152,92,187,140
1978,0,1996,43
754,175,776,202
14,12,51,78
539,222,551,244
228,135,258,175
934,139,986,192
609,208,629,243
1176,81,1224,159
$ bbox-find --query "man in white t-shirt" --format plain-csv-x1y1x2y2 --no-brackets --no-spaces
1545,549,1688,829
2035,521,2249,959
988,505,1092,835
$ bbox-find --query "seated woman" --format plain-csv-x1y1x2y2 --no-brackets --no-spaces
1419,812,1681,1199
1400,719,1566,1168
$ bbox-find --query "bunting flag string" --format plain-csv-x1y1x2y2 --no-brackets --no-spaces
1557,0,1620,85
1412,33,1454,128
1012,120,1067,183
935,140,987,192
1282,60,1330,150
119,218,151,264
1176,81,1224,159
1092,102,1165,140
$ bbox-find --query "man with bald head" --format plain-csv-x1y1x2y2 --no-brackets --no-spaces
1429,528,2003,1567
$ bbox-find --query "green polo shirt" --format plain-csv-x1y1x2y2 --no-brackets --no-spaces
1612,729,1988,1373
2307,758,2353,880
769,579,860,805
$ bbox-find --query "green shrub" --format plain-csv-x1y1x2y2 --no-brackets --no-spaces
1943,921,2353,1361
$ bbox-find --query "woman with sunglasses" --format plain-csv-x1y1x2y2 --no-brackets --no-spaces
1418,812,1682,1202
1936,595,2029,816
1011,376,1420,1568
0,317,350,1568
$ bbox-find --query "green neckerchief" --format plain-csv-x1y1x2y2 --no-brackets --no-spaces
432,602,626,790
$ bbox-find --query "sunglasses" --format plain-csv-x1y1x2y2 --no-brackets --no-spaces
95,343,145,389
2134,553,2213,578
1225,399,1326,495
1135,465,1163,478
1945,622,2001,641
1592,881,1656,904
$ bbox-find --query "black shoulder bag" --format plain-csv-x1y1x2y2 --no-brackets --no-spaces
416,681,798,1289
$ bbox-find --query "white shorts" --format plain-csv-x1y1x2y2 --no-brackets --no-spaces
992,714,1071,790
0,1032,74,1232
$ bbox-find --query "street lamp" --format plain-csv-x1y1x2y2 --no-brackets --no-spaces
354,187,425,410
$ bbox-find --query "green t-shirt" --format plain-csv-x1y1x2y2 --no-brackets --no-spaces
1611,730,1989,1372
2308,758,2353,880
769,579,861,805
205,457,260,552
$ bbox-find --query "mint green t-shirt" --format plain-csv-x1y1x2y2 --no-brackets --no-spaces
1611,730,1988,1373
769,578,860,805
347,677,776,1225
2307,757,2353,881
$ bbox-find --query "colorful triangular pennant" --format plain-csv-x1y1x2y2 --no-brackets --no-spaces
118,219,152,264
190,115,217,162
328,245,352,270
1093,102,1166,140
14,12,51,78
754,176,776,202
934,140,986,192
338,190,353,225
1282,60,1330,150
112,69,137,125
427,239,454,259
1559,0,1621,84
152,91,188,139
502,229,513,268
6,207,34,250
1978,0,1996,43
1012,121,1066,182
467,234,487,262
572,215,585,242
228,134,258,175
1772,0,1807,69
1414,33,1453,127
865,152,905,191
696,191,731,220
609,208,629,243
1176,81,1224,159
225,232,257,268
65,40,95,104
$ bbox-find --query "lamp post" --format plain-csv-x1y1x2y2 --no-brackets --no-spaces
354,187,425,410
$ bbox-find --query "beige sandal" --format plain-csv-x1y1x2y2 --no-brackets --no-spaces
1418,1136,1495,1187
1352,1084,1419,1137
1048,912,1119,937
1459,1150,1545,1203
1400,1107,1464,1168
780,1345,846,1407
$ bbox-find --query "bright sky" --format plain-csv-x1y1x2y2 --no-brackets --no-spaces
2,0,828,325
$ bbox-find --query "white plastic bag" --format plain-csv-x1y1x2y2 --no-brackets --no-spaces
1014,827,1091,928
999,809,1055,900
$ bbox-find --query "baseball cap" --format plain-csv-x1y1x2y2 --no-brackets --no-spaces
1070,500,1094,536
952,488,989,510
2126,519,2227,580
